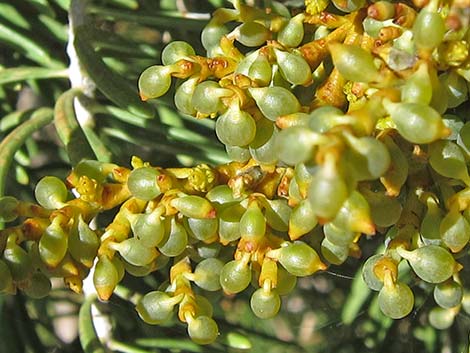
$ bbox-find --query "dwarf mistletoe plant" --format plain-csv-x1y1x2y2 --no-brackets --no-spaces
0,0,470,352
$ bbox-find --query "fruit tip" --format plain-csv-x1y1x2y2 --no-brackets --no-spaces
139,92,149,101
288,229,304,241
318,261,328,271
207,208,217,219
440,126,452,139
362,222,376,236
97,290,112,301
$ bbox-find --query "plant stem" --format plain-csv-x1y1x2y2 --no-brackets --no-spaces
0,108,53,198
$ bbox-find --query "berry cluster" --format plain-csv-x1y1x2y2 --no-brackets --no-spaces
1,0,470,344
0,157,325,343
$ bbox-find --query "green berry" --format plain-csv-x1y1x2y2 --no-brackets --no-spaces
378,281,414,319
278,241,326,277
219,259,251,294
250,288,281,319
127,167,161,201
187,315,219,345
35,176,68,209
397,245,456,284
